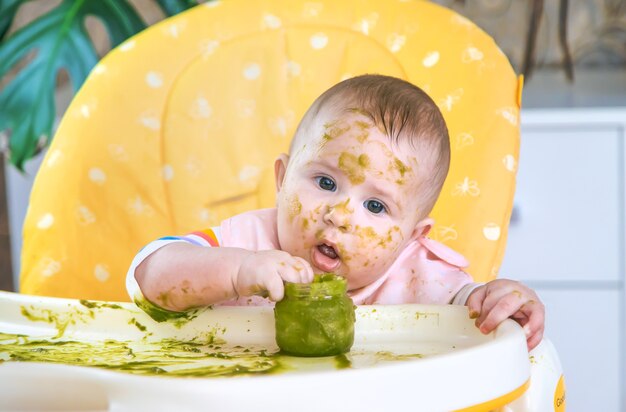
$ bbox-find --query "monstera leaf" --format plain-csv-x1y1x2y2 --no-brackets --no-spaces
0,0,22,41
0,0,199,170
155,0,200,15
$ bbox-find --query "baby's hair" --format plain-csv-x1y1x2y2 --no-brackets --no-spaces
291,74,450,215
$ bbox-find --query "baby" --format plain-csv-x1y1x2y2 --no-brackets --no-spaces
127,74,544,350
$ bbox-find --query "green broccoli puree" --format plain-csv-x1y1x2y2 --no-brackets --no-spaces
274,274,355,357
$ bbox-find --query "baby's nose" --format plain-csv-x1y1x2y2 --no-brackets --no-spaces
323,201,353,232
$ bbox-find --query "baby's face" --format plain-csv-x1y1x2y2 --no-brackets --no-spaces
276,113,430,290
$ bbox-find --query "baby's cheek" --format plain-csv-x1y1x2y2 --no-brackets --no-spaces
351,226,405,273
305,202,325,226
354,225,379,250
350,230,380,260
354,225,403,251
367,247,395,268
278,215,306,253
346,248,394,288
385,226,404,252
286,193,303,222
295,202,327,241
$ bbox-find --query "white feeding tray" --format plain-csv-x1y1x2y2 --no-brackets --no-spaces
0,291,530,411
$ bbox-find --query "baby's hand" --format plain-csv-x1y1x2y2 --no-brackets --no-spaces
466,279,545,350
234,250,314,301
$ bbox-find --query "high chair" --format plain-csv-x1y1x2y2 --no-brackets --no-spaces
12,0,564,410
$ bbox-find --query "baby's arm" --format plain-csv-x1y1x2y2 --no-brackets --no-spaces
466,279,545,350
134,243,313,311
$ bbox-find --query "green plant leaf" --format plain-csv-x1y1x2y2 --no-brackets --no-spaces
0,0,201,170
0,0,26,40
0,0,150,170
155,0,199,16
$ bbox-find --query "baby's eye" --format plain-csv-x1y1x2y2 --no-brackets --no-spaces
316,176,336,191
364,199,386,214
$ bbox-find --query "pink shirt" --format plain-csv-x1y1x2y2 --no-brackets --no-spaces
127,208,475,306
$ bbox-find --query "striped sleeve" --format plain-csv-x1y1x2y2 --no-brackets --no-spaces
126,227,221,304
450,282,484,305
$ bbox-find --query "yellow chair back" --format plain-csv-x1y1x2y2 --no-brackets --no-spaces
21,0,521,300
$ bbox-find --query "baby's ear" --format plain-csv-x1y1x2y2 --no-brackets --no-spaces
274,154,290,192
411,217,434,240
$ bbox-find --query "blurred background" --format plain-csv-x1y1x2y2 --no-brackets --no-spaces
1,1,625,411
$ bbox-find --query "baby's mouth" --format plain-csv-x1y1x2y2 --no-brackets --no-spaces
311,242,341,272
317,244,338,259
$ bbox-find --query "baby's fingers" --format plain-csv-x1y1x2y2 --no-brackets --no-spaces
521,301,545,350
292,257,314,283
466,285,487,319
265,273,286,302
527,329,544,351
277,259,311,284
477,292,525,334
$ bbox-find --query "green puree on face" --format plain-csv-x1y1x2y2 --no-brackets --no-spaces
274,274,355,357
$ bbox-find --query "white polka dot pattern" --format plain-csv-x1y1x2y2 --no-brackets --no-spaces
309,33,328,49
37,213,54,230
